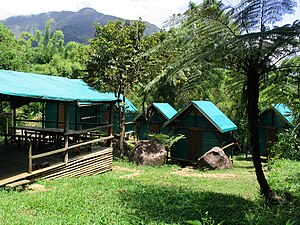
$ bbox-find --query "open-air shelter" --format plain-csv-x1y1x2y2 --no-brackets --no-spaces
0,70,117,186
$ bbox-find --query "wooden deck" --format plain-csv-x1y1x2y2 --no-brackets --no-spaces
0,141,113,186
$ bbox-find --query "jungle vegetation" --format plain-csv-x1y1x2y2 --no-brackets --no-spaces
0,0,300,204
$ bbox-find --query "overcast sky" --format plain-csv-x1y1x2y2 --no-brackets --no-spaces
0,0,299,28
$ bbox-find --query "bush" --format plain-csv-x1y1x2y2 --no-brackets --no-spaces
270,127,300,161
149,133,185,150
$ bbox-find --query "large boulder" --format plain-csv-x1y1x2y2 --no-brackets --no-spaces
130,140,167,166
198,147,232,169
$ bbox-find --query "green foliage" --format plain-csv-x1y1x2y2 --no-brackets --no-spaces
149,133,185,149
86,19,161,93
16,20,86,77
0,23,25,70
270,127,300,161
86,19,163,157
269,159,300,199
186,211,223,225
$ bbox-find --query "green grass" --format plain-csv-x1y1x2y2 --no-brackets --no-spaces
0,156,299,224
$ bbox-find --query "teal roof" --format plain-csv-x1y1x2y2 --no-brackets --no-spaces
153,103,177,120
134,102,177,122
165,101,237,133
272,104,294,125
0,70,117,102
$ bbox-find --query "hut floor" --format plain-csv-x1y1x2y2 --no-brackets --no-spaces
0,140,111,185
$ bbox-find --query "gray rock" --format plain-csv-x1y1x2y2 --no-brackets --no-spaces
198,147,232,169
130,140,167,166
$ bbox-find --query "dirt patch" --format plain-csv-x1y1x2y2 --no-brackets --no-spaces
27,184,47,193
113,166,141,179
119,173,141,179
112,166,141,173
172,170,236,179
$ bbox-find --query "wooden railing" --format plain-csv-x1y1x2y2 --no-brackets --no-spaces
27,125,114,173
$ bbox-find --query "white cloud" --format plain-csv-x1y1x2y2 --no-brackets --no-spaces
0,0,299,28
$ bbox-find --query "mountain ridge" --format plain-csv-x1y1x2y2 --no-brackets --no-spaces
1,7,160,44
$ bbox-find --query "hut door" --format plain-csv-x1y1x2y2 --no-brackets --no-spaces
266,128,277,153
57,103,65,129
150,122,160,134
188,127,202,161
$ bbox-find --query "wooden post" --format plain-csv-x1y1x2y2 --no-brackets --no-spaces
28,140,32,173
42,102,45,128
108,102,113,148
75,103,78,130
12,108,16,142
4,117,8,144
12,108,16,127
63,102,69,163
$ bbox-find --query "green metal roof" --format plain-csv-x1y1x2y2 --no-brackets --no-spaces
272,103,294,125
165,101,237,133
0,70,117,102
153,103,177,120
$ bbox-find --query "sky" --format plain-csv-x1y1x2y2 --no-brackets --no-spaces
0,0,299,28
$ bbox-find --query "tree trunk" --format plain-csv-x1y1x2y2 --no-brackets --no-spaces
246,72,277,202
119,94,126,159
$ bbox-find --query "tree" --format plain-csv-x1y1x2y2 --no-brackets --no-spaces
86,19,161,158
163,0,300,202
17,21,87,78
0,23,24,70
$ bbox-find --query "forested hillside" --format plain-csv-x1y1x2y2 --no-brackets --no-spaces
1,7,160,43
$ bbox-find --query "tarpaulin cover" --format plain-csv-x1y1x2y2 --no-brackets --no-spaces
192,101,237,133
0,70,117,102
153,103,177,120
272,103,294,125
164,100,237,133
78,93,138,112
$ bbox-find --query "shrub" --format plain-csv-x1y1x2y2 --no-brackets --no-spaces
270,127,300,161
149,133,185,150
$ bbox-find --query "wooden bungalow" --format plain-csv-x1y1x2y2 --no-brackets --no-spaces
164,101,237,163
258,103,294,156
134,103,177,140
45,94,138,136
0,70,118,187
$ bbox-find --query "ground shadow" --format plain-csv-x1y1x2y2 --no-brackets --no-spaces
117,182,258,224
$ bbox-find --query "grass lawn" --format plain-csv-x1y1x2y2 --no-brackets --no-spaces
0,156,299,224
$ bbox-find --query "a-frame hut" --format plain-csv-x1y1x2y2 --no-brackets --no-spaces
0,70,117,186
134,103,177,140
258,103,294,156
164,101,237,163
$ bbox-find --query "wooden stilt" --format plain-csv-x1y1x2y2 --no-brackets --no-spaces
64,103,69,164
